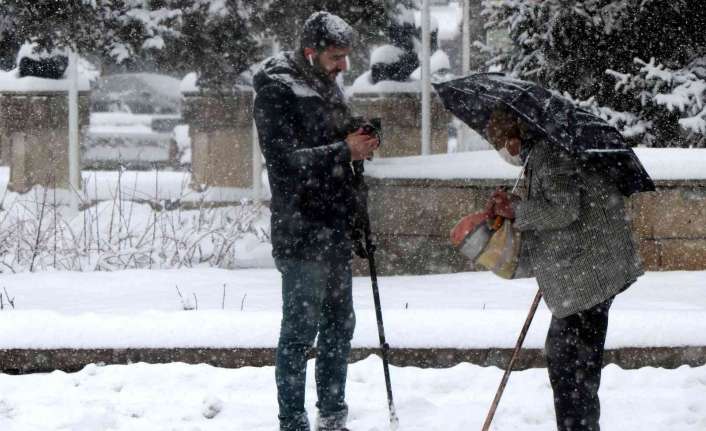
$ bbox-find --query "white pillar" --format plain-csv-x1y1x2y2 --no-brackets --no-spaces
457,0,471,152
462,0,471,74
68,50,80,211
421,0,431,156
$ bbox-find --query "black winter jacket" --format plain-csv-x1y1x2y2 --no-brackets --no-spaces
253,51,358,260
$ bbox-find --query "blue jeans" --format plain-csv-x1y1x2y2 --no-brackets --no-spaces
275,257,356,431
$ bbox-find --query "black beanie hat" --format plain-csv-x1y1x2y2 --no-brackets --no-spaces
300,11,355,51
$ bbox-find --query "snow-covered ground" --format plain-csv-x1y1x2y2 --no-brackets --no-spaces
1,269,705,349
0,167,268,204
1,245,704,431
1,356,704,430
1,268,705,430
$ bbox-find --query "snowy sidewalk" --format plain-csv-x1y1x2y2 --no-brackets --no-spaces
1,269,706,430
1,356,705,431
1,269,705,351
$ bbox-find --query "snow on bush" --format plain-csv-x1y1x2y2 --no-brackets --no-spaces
370,45,406,65
0,186,270,273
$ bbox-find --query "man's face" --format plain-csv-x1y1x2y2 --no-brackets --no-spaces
305,46,352,81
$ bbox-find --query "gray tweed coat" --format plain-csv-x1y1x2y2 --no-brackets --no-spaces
512,140,644,318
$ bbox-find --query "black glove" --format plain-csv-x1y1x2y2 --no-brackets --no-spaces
352,232,368,259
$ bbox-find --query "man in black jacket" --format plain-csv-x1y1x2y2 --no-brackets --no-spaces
253,11,378,431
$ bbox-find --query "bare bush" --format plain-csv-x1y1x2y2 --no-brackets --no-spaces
0,186,270,273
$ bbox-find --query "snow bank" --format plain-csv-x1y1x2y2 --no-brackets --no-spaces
370,45,406,65
348,71,421,95
348,50,450,96
365,148,706,181
0,68,92,92
0,169,267,204
1,357,703,430
0,47,97,92
409,50,451,81
1,269,705,349
180,72,199,93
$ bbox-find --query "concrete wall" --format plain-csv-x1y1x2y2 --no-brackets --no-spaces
4,346,704,374
0,92,90,192
362,177,706,275
350,92,449,157
630,182,706,270
182,90,253,190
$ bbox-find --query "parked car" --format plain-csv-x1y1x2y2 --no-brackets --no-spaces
84,73,184,170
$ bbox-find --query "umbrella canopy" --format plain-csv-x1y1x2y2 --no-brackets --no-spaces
433,73,655,196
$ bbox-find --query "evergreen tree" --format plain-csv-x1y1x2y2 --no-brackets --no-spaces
145,0,262,90
0,1,260,90
1,2,416,89
0,1,181,67
480,0,706,147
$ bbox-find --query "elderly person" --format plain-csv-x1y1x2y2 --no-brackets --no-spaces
458,107,644,431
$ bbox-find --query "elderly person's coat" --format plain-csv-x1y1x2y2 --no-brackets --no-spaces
513,139,644,318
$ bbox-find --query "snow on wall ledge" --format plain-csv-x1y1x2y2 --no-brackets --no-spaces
365,148,706,181
179,72,199,93
0,69,91,92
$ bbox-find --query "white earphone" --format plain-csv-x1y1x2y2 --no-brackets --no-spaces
307,55,314,66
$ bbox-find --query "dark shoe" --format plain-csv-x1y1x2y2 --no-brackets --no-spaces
279,412,310,431
315,411,348,431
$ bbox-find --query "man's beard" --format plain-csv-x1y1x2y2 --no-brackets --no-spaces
319,65,341,82
311,57,341,82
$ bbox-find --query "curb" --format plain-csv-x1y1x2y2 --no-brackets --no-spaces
2,346,705,374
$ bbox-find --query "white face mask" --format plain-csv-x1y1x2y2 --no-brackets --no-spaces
498,146,522,166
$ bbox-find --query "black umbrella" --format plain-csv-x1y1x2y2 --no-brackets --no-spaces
433,73,655,196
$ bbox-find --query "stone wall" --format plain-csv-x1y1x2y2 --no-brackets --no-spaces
181,89,451,192
350,92,449,157
630,182,706,270
362,177,706,275
0,91,90,192
182,89,253,190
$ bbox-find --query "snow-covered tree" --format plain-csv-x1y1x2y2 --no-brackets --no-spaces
256,0,416,78
0,1,261,90
147,0,261,90
0,1,181,67
479,0,706,147
258,0,415,47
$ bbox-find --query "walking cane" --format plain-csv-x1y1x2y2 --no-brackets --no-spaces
481,289,543,431
353,160,399,429
364,235,400,429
